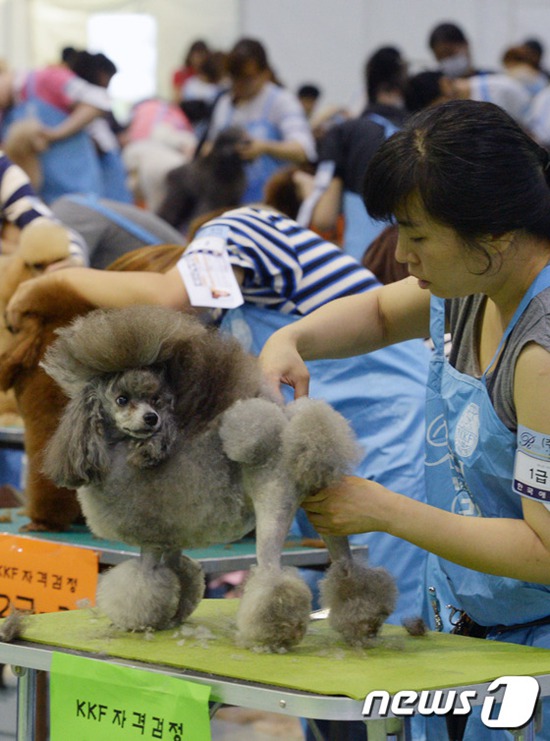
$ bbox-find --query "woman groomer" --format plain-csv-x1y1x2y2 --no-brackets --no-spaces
260,100,550,740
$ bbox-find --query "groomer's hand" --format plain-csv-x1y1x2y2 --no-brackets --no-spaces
236,137,264,161
5,277,44,332
259,332,310,400
302,476,391,537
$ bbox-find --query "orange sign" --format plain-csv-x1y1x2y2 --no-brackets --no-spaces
0,534,98,615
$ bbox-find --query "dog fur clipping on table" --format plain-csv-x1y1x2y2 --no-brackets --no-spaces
41,305,398,652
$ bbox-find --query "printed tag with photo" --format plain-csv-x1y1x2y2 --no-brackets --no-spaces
178,226,244,310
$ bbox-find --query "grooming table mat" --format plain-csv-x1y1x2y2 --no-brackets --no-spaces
7,600,550,700
0,508,345,570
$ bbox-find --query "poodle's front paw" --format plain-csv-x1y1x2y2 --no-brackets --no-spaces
127,436,172,469
236,566,312,652
96,559,181,631
320,560,397,646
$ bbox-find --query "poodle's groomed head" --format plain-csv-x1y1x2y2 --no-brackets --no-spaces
41,305,265,487
99,367,174,440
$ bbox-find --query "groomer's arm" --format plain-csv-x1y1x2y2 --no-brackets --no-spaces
43,103,104,143
239,138,310,164
5,265,245,330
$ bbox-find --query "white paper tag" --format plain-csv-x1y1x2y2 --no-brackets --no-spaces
177,227,244,309
513,449,550,510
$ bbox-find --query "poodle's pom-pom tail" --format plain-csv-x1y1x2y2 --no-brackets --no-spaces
219,398,287,465
283,398,361,491
96,560,181,631
320,560,398,646
237,566,312,652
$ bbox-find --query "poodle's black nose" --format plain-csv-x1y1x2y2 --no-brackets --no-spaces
143,412,159,427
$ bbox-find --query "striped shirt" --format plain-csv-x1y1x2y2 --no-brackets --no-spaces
0,152,87,262
192,206,379,314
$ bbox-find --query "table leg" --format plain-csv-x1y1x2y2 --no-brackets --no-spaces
13,665,36,741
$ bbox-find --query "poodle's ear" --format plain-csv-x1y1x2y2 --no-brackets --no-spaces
42,386,111,488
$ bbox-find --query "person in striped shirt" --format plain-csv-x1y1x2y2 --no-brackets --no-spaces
0,151,87,267
5,203,379,317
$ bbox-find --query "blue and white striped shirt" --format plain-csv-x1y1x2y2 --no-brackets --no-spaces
193,206,379,315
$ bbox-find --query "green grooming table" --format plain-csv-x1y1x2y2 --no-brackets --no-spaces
2,600,550,740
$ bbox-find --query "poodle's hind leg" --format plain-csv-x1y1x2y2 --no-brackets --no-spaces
96,547,183,631
320,535,398,646
236,480,312,653
162,549,205,623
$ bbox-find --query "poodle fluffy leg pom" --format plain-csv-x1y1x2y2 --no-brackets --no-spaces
237,566,312,652
163,551,205,623
96,555,181,631
320,559,398,646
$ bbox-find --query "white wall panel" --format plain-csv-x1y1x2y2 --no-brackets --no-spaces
1,0,550,111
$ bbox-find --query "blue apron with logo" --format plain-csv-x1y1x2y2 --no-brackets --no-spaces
221,302,431,623
425,268,550,739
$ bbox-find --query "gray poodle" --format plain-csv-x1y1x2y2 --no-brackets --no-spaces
41,306,397,651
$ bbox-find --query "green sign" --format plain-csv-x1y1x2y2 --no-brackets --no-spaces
50,652,212,740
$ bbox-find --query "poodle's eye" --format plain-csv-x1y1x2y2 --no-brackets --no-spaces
115,395,129,407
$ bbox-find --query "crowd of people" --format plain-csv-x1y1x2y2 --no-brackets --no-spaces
1,19,550,741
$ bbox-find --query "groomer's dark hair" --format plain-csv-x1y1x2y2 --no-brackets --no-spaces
428,22,468,51
404,70,444,112
365,46,405,102
227,38,270,77
363,100,550,265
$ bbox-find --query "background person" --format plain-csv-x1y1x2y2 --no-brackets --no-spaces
202,38,317,205
0,62,114,204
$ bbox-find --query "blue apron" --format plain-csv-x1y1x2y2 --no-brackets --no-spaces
425,268,550,739
222,87,283,204
2,75,102,204
221,303,431,623
97,149,133,204
342,113,400,262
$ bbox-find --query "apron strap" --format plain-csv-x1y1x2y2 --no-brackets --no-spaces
429,295,447,360
364,112,400,138
482,264,550,380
